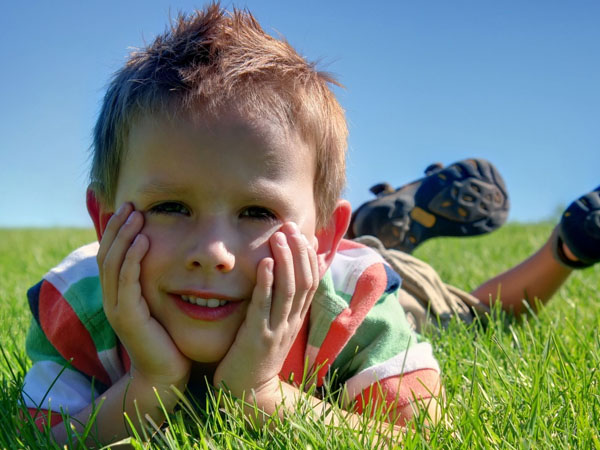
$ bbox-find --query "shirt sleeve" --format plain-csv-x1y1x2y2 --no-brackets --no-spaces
23,316,103,416
22,243,124,426
327,289,440,409
306,240,441,415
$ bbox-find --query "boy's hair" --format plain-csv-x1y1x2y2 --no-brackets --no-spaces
91,3,347,227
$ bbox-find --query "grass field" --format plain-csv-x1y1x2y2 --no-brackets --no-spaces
0,225,599,449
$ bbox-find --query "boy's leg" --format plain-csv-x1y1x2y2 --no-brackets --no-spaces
472,186,600,315
356,234,490,333
347,159,509,253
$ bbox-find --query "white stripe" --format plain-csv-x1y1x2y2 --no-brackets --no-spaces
343,342,440,402
44,242,100,296
337,246,382,260
22,360,99,414
330,246,386,296
98,347,125,384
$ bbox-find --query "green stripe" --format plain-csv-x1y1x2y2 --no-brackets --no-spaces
308,271,349,349
63,276,117,354
26,320,67,365
330,291,418,376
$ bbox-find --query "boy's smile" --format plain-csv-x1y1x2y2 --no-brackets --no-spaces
114,112,318,364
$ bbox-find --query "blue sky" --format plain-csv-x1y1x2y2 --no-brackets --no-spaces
1,1,598,227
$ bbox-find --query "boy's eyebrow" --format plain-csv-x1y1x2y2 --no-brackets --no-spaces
136,180,191,196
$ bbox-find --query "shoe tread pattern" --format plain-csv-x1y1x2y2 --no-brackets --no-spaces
560,186,600,265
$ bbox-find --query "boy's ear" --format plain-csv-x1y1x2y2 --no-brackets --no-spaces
315,199,352,277
86,187,113,242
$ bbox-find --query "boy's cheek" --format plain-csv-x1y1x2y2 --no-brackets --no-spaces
247,238,275,274
247,227,280,255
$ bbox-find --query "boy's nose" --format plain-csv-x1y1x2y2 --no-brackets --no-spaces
185,239,235,273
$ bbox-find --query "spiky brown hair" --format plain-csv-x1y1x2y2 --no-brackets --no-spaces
91,3,347,227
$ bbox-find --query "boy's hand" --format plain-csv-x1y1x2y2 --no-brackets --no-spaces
97,203,191,388
213,221,319,402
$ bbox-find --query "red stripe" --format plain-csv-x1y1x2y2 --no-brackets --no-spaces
353,369,440,423
279,315,309,385
39,282,111,386
26,407,64,430
313,263,387,385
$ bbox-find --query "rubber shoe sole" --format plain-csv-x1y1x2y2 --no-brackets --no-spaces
556,185,600,268
348,159,510,253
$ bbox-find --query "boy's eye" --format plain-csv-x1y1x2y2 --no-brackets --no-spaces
149,202,190,215
239,206,277,222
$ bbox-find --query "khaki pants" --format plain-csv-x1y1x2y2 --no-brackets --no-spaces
354,236,490,333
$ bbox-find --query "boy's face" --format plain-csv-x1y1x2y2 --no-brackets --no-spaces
114,113,318,364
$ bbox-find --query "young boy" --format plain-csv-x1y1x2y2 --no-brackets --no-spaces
21,4,600,446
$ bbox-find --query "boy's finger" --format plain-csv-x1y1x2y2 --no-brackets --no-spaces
284,224,314,320
113,234,150,323
247,257,274,331
96,203,132,267
269,230,295,327
301,239,319,320
100,210,144,311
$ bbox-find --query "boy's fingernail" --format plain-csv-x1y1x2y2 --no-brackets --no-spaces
288,222,299,235
116,203,127,215
126,211,137,224
275,232,287,246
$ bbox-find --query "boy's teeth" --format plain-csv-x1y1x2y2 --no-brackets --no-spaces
181,295,228,307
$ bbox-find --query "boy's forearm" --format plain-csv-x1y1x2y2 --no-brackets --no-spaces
50,372,186,447
244,380,428,444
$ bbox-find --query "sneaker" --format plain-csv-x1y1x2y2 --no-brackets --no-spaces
554,185,600,269
347,159,510,253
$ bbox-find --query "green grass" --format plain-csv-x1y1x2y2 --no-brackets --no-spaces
1,225,599,449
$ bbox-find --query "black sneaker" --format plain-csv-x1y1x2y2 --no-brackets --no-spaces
347,159,510,253
554,185,600,269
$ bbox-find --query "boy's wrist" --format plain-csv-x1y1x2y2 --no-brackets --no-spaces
248,376,285,410
235,378,289,427
129,366,190,406
214,373,284,414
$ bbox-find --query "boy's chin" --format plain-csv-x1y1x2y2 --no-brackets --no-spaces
181,345,230,368
169,324,243,365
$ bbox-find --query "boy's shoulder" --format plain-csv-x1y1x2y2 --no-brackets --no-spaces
42,242,100,291
299,239,437,395
26,242,124,387
329,238,401,301
27,242,105,349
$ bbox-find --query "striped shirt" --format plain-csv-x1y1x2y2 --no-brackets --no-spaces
23,239,439,425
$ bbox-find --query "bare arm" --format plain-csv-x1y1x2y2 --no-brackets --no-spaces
245,373,443,445
472,228,572,315
51,370,186,446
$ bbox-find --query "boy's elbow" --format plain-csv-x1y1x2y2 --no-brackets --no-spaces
352,369,444,430
396,371,444,428
394,389,444,428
